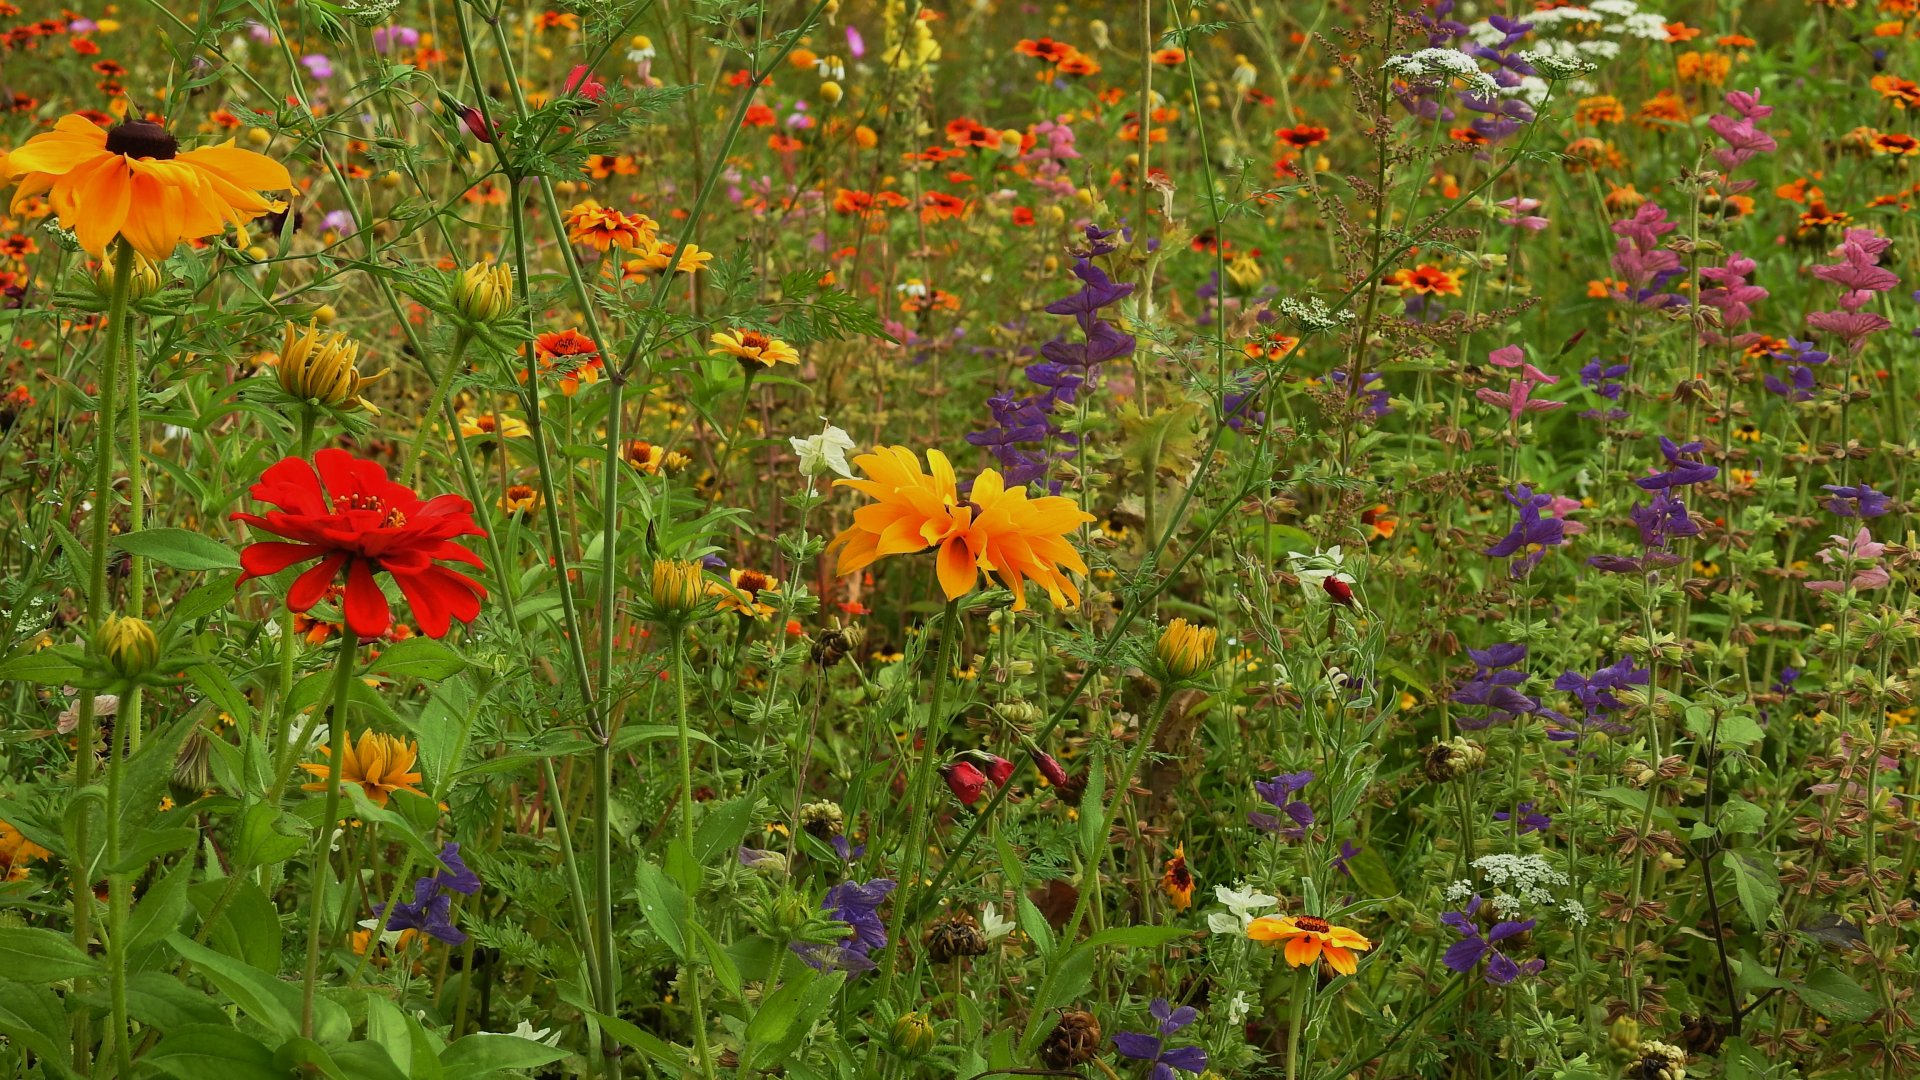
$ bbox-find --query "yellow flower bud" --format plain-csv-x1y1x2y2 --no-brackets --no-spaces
1156,618,1217,681
245,127,270,147
275,321,385,413
650,560,706,618
889,1011,937,1058
820,80,844,105
453,261,515,325
97,614,159,678
96,249,163,300
312,304,337,326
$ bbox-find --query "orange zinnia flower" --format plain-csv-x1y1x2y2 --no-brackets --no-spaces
827,446,1095,609
1247,914,1373,974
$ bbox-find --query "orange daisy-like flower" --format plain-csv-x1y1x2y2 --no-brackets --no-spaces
563,199,656,251
1388,264,1463,297
1873,74,1920,108
532,328,604,395
300,730,426,807
826,446,1095,609
3,114,292,259
1275,123,1329,149
1247,914,1373,975
1161,846,1195,910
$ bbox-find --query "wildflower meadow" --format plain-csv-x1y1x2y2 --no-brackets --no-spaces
5,0,1920,1077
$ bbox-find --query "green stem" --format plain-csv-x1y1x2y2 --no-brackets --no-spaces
883,599,963,990
104,685,141,1078
300,629,360,1037
669,626,715,1080
69,240,134,1071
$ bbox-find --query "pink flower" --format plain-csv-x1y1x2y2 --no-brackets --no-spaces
1476,379,1565,424
1495,197,1548,232
1807,527,1891,593
1488,345,1558,386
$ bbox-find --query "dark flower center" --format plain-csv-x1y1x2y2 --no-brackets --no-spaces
105,120,178,161
1294,916,1332,934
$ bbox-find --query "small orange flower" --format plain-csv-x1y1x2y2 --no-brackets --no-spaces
1388,264,1462,297
1247,914,1373,974
564,199,656,251
1161,846,1194,910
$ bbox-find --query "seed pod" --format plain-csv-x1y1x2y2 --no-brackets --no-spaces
923,913,989,963
1038,1010,1102,1069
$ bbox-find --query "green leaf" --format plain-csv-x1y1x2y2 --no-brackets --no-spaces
741,966,844,1071
167,932,302,1038
0,983,70,1062
163,573,243,630
1078,924,1192,950
0,927,103,983
1726,847,1780,930
125,857,195,953
437,1033,569,1080
693,793,756,869
112,527,241,571
234,801,311,868
1792,967,1879,1022
0,646,85,685
632,858,687,959
123,971,233,1030
1016,894,1055,960
373,637,467,681
147,1025,284,1080
582,1007,683,1071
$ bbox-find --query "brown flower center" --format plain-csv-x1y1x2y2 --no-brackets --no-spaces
105,120,178,161
1294,915,1331,934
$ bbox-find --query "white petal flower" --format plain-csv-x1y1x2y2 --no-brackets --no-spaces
790,418,856,479
979,902,1015,942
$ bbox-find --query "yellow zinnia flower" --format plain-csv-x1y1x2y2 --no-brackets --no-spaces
4,115,292,259
709,328,799,369
1247,914,1373,975
300,731,426,807
826,446,1095,610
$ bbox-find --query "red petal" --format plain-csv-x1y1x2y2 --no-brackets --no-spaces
342,558,392,638
287,551,348,611
238,541,324,581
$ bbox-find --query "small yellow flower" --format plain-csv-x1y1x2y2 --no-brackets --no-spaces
458,412,530,440
96,614,159,677
710,328,799,369
301,731,426,807
711,567,778,619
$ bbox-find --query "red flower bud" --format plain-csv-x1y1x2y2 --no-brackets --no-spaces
460,106,497,143
1323,576,1356,608
942,760,988,805
979,753,1015,787
1031,749,1069,788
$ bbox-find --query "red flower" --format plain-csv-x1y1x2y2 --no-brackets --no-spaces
1030,749,1069,788
943,760,988,805
231,450,488,639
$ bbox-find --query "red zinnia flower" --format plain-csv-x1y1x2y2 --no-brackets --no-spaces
231,449,488,639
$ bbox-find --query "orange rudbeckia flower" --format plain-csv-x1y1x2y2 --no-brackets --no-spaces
4,114,292,259
301,730,426,807
826,446,1095,609
1248,914,1373,975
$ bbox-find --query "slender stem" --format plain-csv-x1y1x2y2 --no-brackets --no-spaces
669,625,715,1079
69,239,134,1071
300,629,360,1037
104,684,140,1078
883,600,963,989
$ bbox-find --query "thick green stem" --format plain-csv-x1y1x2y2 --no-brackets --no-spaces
300,629,360,1037
670,626,714,1079
104,685,141,1078
69,239,135,1070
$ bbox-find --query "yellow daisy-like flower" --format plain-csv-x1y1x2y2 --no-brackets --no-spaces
1247,914,1373,975
458,412,531,440
0,820,52,882
3,115,292,259
709,328,799,368
826,446,1095,610
711,567,778,619
300,731,426,807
